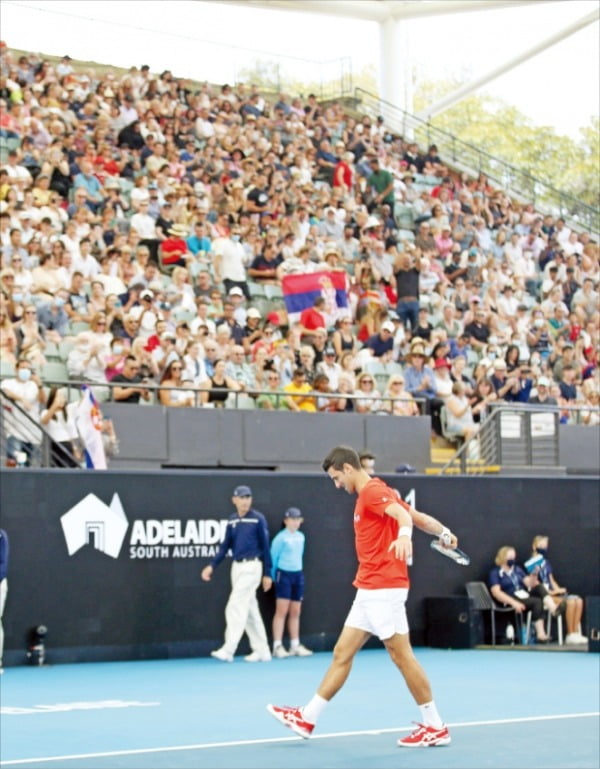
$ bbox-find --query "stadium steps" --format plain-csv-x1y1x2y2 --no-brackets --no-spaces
426,440,501,475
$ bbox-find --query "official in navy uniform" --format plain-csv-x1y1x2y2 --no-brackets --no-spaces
201,485,273,662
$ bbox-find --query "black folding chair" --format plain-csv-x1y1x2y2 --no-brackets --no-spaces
466,581,531,646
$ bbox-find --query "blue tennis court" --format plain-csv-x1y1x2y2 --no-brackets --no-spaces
1,647,598,768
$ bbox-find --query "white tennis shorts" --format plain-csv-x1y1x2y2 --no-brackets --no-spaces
344,587,409,640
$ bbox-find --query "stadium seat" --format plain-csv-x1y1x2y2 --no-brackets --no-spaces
44,341,62,361
58,339,76,361
0,360,16,378
68,321,92,335
264,284,283,301
173,308,195,324
248,280,267,297
40,361,69,383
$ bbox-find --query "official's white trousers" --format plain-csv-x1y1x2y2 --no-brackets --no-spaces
223,560,269,655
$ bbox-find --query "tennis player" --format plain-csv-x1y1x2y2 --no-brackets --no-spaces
267,444,457,748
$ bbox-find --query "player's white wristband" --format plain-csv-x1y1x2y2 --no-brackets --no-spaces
398,526,412,539
439,527,452,546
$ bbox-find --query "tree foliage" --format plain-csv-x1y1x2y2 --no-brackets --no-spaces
414,79,599,209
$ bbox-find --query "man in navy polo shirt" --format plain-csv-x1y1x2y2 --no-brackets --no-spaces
201,485,273,662
363,321,395,358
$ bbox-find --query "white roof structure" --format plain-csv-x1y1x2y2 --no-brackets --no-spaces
201,1,598,118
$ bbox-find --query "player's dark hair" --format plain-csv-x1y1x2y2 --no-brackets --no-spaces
322,445,360,472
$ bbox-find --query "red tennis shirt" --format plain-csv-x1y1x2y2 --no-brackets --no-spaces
353,478,410,590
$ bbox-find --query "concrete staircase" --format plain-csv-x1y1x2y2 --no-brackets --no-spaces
426,437,501,475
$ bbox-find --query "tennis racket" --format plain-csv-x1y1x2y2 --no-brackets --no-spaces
430,539,471,566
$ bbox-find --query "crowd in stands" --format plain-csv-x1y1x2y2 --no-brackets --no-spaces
1,44,599,454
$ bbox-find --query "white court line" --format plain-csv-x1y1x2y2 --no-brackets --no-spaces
2,711,599,765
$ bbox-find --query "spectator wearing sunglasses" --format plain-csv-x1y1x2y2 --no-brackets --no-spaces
158,359,195,407
111,355,151,404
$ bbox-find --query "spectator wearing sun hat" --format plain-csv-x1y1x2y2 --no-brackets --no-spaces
159,223,191,270
404,339,436,405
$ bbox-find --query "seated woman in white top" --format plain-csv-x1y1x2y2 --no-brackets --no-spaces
382,373,419,416
354,371,383,414
444,380,478,441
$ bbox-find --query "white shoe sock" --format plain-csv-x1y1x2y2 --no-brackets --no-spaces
302,694,328,724
419,700,444,729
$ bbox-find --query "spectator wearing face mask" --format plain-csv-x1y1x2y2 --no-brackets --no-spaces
36,291,70,340
488,545,549,643
0,357,45,466
105,337,129,381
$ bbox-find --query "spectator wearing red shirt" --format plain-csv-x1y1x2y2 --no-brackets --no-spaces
160,224,190,269
333,151,355,196
299,296,326,342
268,445,458,748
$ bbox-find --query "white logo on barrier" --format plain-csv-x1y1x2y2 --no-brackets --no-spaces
60,493,128,559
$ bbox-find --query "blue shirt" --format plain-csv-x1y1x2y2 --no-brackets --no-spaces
73,172,103,202
488,565,528,598
187,235,211,256
364,333,393,358
210,509,272,575
270,528,305,578
505,377,533,403
404,364,437,399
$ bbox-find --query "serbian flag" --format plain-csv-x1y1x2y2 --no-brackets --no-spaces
74,386,107,470
282,271,350,327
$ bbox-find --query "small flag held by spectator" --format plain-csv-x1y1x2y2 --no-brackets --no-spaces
74,386,107,470
282,271,350,327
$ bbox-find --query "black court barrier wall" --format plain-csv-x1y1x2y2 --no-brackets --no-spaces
0,470,598,666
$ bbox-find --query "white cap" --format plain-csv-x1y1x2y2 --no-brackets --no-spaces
537,376,550,387
246,308,261,318
381,321,395,333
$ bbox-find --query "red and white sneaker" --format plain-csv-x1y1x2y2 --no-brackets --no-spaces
266,704,315,739
397,722,451,747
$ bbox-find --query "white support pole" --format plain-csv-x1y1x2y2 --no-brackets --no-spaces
417,7,599,121
379,17,404,111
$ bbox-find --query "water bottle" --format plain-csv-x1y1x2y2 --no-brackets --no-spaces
506,623,515,645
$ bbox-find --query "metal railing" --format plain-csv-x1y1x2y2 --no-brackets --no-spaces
2,377,424,412
0,392,79,468
1,377,427,468
354,88,599,237
439,402,599,475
